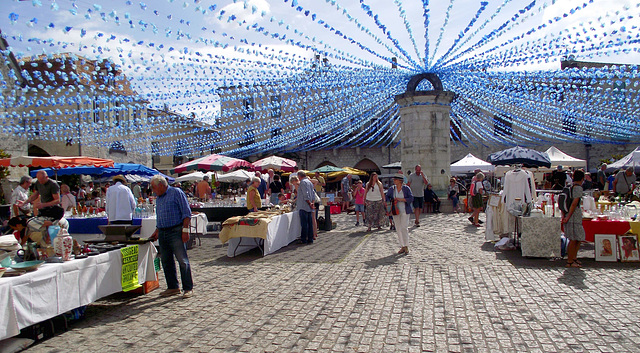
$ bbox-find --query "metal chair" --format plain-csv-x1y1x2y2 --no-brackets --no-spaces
187,213,203,249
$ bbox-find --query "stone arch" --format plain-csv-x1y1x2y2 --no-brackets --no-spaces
354,158,380,174
406,73,443,92
28,144,50,157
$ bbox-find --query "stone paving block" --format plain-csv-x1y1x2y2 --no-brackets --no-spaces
19,212,640,353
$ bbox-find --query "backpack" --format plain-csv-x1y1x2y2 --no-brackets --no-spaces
558,185,573,214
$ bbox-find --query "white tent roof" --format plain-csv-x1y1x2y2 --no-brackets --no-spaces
450,154,495,174
607,147,640,172
544,146,586,168
174,171,215,183
382,161,401,169
217,170,255,183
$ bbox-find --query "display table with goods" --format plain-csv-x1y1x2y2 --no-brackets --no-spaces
190,198,269,223
138,214,208,248
582,218,640,243
67,214,207,238
67,216,143,234
0,242,158,340
219,209,301,257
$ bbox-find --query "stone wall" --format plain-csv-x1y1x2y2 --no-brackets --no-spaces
302,146,401,173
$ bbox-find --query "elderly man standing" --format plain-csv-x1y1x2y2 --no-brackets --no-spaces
613,167,637,200
296,171,316,244
20,170,63,220
407,165,428,227
105,175,137,224
148,175,194,299
11,176,32,217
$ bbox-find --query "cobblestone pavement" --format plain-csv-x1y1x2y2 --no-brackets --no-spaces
25,212,640,352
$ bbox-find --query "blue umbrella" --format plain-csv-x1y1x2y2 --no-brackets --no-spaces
488,146,551,168
31,163,162,178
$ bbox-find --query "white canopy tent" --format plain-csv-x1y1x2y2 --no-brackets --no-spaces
382,161,401,169
606,147,640,173
450,154,495,174
174,171,215,183
216,170,255,183
544,146,587,168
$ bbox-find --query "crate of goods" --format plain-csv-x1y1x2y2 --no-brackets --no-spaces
330,205,341,214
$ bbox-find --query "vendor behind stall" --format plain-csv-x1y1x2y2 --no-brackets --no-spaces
8,215,69,247
106,175,137,224
19,170,64,220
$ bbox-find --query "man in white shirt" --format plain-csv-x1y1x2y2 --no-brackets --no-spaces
105,175,137,224
11,176,32,217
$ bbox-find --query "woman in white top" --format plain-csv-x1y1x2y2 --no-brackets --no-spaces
385,173,414,255
60,184,77,211
364,173,388,232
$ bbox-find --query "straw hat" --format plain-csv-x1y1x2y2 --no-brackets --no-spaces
113,175,127,184
392,172,404,180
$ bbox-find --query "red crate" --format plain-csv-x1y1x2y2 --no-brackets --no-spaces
330,205,341,214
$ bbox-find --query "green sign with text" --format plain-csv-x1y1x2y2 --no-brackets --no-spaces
121,245,142,292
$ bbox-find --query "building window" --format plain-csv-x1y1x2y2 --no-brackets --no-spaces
562,116,576,136
450,119,461,141
493,115,512,137
321,91,329,105
93,100,99,123
271,128,282,138
270,95,281,119
109,140,127,155
243,97,254,121
240,129,255,147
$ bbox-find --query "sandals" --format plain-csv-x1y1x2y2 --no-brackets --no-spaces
565,261,582,268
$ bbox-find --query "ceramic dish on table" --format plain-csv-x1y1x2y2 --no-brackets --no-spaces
10,260,45,272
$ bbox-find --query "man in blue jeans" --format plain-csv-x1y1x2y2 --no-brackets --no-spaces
296,171,315,244
149,175,194,299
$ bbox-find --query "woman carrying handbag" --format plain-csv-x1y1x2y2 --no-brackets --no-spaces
385,173,414,254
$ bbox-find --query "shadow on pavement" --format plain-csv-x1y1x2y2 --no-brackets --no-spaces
364,253,401,268
557,267,588,289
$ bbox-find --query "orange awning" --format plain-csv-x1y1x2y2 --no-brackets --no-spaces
0,156,114,168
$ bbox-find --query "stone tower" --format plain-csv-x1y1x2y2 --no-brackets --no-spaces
395,73,455,193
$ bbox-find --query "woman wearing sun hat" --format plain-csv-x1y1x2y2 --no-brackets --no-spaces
385,172,414,254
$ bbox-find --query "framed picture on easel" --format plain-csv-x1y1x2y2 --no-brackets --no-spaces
595,234,617,262
618,234,640,262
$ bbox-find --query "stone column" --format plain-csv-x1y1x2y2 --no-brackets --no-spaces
395,91,455,194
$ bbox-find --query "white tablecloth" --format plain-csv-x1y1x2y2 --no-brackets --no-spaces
0,242,157,340
139,214,209,239
227,211,301,257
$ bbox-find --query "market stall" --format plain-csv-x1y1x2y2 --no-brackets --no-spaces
219,210,300,257
190,206,251,223
0,242,157,340
582,218,640,243
67,214,207,239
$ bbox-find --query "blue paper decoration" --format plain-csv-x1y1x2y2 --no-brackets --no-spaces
0,0,638,158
